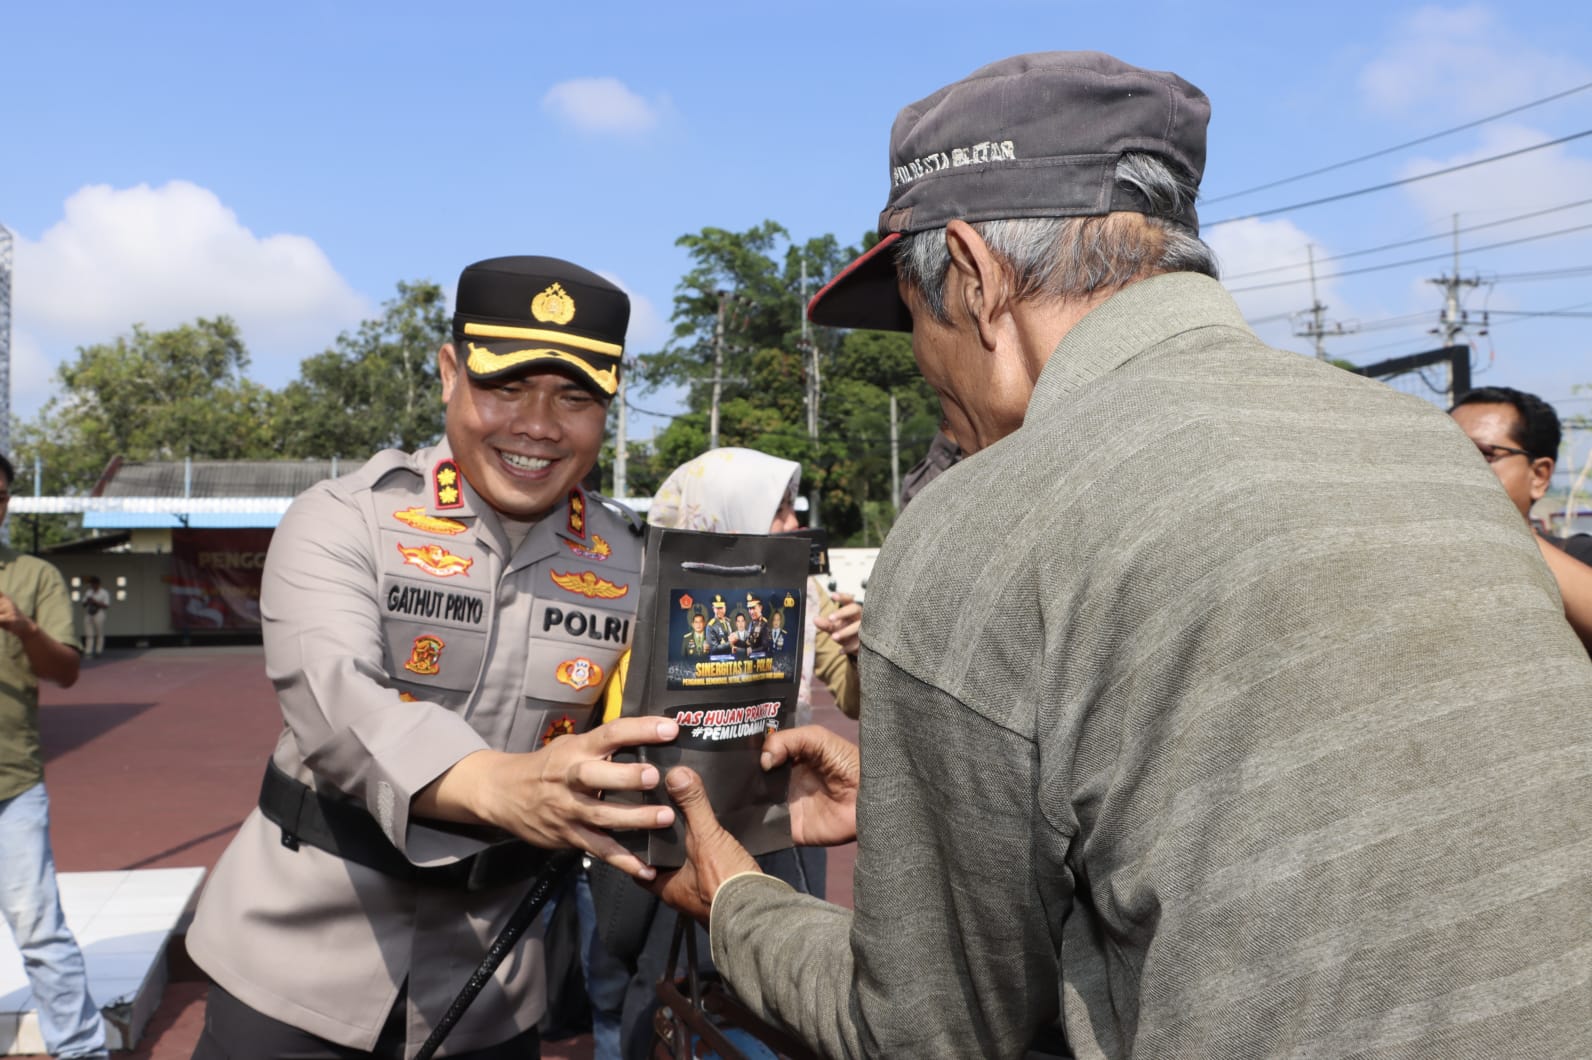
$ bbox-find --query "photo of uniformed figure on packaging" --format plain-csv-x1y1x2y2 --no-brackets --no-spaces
665,587,802,690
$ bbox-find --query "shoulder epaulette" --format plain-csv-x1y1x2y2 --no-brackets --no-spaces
592,493,646,536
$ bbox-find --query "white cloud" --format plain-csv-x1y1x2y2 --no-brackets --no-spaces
541,77,669,135
1397,123,1592,228
1209,217,1349,351
1359,4,1588,118
11,181,370,415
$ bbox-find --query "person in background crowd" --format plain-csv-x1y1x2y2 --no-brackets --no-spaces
1450,385,1592,648
899,421,962,508
0,453,104,1060
653,51,1591,1059
79,576,109,659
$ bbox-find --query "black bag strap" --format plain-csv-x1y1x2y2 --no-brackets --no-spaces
258,760,547,891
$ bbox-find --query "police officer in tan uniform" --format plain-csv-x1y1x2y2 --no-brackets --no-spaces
187,257,679,1059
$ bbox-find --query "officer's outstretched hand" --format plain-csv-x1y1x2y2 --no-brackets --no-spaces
648,767,759,924
418,716,680,881
762,726,859,847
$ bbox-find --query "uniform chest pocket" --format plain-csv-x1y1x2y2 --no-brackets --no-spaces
522,638,625,706
379,576,492,692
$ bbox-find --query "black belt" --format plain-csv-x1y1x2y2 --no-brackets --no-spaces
258,760,548,892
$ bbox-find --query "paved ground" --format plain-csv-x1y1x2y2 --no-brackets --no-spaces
36,646,858,1058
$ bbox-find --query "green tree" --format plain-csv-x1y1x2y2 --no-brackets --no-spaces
16,316,280,492
275,280,450,459
634,223,942,541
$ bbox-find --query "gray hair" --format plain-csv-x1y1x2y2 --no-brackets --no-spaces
895,153,1220,323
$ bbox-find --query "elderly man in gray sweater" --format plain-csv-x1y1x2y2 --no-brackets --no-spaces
653,52,1592,1059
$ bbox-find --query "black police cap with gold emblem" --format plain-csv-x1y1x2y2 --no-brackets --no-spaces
452,256,629,396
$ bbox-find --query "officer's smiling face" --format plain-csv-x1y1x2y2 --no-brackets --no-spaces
439,345,608,520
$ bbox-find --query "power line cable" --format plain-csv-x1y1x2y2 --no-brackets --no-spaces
1222,196,1592,280
1203,80,1592,205
1227,219,1592,293
1205,129,1592,228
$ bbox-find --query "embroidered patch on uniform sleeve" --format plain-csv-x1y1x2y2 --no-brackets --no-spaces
403,634,446,675
393,507,468,535
555,657,605,692
564,534,611,561
396,542,475,579
433,460,464,510
550,570,629,599
567,489,587,539
541,714,579,746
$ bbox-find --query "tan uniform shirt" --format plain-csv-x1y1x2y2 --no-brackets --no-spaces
187,442,641,1055
0,547,81,800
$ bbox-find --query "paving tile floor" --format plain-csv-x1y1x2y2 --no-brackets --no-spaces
10,646,857,1057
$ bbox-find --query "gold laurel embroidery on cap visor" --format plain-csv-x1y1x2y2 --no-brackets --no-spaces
461,322,621,356
464,342,617,395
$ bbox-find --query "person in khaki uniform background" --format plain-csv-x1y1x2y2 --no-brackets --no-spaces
187,257,679,1060
0,453,106,1060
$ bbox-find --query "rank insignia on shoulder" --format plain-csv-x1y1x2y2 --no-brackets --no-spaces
403,634,445,676
393,507,468,535
433,460,464,510
555,657,604,692
397,542,474,579
550,569,629,600
565,534,612,561
567,489,587,539
541,714,579,746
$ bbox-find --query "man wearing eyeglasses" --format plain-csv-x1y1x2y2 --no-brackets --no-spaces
1450,386,1592,649
1449,386,1592,562
0,454,108,1060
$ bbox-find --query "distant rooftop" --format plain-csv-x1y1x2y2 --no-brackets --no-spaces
93,458,344,499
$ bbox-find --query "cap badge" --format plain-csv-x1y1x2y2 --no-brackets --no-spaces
532,282,576,325
551,569,630,600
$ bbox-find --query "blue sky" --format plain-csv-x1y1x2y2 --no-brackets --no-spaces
4,2,1591,487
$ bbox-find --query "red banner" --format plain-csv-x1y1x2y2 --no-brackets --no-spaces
168,529,272,630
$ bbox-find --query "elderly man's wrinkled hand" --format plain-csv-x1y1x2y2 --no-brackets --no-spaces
762,725,859,847
647,767,760,924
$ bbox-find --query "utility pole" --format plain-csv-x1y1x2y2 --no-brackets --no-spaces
710,291,727,450
1426,215,1482,405
801,261,822,529
613,361,628,499
1293,244,1357,359
0,223,13,460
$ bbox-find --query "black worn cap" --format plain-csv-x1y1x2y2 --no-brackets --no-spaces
808,51,1210,332
452,256,630,395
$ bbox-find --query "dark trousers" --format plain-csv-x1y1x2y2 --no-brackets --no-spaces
192,983,540,1059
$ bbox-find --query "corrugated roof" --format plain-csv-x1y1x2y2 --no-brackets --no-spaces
98,460,341,498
